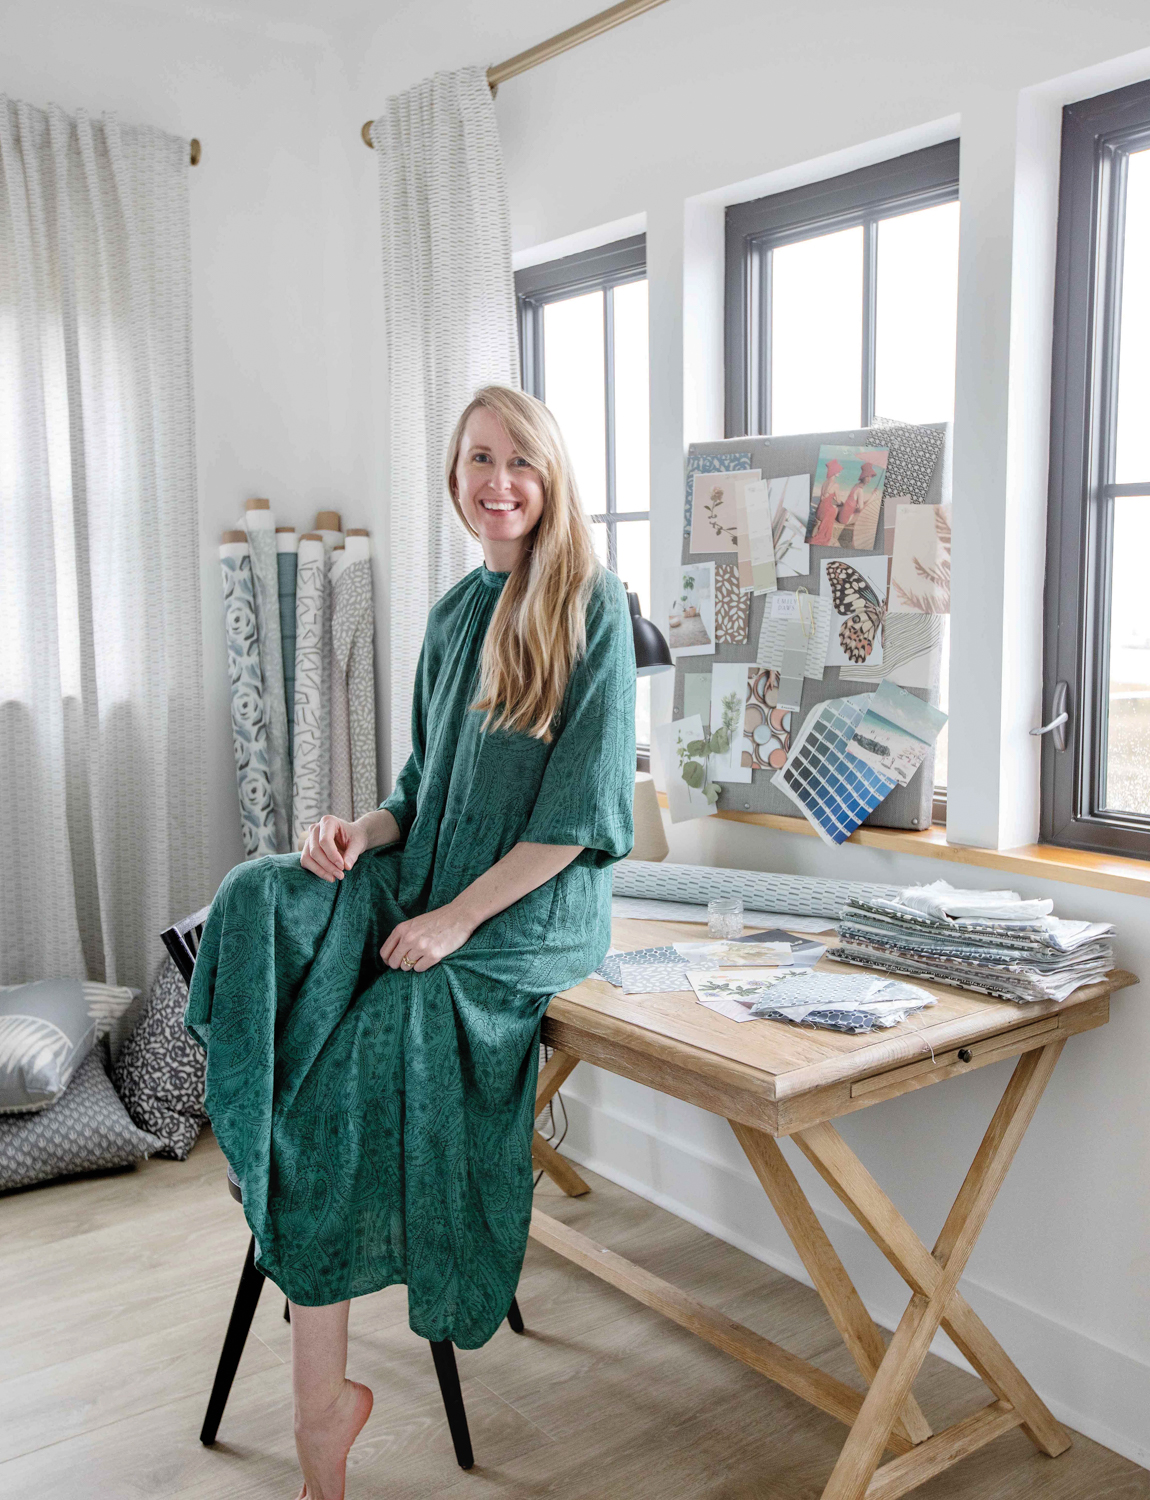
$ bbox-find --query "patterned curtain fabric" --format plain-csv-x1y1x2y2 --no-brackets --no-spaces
0,97,208,989
371,65,520,778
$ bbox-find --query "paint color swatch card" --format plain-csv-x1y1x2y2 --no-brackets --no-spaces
743,480,779,593
771,694,892,846
756,593,830,679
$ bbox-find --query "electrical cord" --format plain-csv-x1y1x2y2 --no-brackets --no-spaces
533,1043,571,1188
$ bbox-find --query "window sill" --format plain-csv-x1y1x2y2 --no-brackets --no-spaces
653,795,1150,898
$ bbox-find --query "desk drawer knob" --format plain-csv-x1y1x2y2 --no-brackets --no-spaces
957,1048,973,1063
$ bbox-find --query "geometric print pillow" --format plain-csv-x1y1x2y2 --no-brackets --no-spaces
0,1048,164,1192
112,955,207,1161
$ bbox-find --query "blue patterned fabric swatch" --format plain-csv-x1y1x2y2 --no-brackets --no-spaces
595,946,682,987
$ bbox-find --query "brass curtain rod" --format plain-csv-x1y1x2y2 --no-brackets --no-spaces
360,0,670,149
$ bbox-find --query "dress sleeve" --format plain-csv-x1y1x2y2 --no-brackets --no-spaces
379,631,433,841
520,570,637,868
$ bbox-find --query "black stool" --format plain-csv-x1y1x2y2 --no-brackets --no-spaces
162,906,524,1470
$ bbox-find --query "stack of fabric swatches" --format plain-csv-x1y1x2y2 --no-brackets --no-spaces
828,879,1116,1003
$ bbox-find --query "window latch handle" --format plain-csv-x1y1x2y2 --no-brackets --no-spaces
1030,681,1069,751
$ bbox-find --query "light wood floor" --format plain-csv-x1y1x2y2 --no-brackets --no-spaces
1,1128,1148,1500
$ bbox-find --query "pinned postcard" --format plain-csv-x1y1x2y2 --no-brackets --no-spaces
889,503,951,614
741,668,794,772
846,680,948,787
652,714,717,822
839,612,946,689
821,556,888,668
668,562,716,658
743,480,779,593
710,662,753,783
804,446,888,549
767,475,811,577
714,563,750,644
689,470,761,555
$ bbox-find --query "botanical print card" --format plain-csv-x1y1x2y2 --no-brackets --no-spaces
766,474,811,577
889,503,951,614
821,556,888,668
683,452,753,539
741,667,794,772
714,563,750,643
652,714,717,823
689,470,761,555
743,480,779,592
710,662,753,783
846,680,948,787
839,612,946,689
804,446,889,550
668,562,716,658
686,967,793,1023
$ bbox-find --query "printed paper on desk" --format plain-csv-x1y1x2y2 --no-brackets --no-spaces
710,662,753,783
757,593,830,679
689,470,761,556
673,940,795,967
821,556,888,668
687,967,794,1023
668,562,716,658
889,503,951,614
768,475,811,577
846,680,947,786
743,480,778,593
652,713,716,823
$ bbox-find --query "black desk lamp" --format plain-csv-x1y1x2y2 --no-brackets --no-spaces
625,585,673,675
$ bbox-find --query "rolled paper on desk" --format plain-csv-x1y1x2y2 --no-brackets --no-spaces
332,534,377,822
292,534,328,849
276,527,298,765
219,535,276,859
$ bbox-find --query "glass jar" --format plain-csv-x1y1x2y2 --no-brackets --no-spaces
707,896,744,939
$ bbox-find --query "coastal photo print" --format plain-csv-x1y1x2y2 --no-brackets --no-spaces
804,445,889,549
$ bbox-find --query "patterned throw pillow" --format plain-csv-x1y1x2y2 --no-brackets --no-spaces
112,956,207,1161
0,1048,164,1192
0,979,97,1115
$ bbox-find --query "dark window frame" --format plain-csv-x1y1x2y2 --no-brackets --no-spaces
516,233,648,572
724,140,961,439
1042,77,1150,858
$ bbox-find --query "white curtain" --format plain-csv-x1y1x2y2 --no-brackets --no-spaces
371,65,520,776
0,97,208,991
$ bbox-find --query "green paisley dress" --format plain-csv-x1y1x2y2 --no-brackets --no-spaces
185,561,636,1348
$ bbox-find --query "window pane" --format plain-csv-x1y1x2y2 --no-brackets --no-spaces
589,518,609,569
874,200,960,424
616,517,650,620
543,291,606,513
1114,148,1150,484
770,225,863,435
612,279,650,514
1102,496,1150,813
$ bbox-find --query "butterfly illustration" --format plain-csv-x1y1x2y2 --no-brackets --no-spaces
825,560,885,664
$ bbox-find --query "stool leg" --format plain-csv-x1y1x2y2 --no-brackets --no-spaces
429,1339,473,1470
200,1234,266,1445
507,1296,525,1334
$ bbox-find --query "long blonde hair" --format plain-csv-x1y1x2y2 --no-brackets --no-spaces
445,385,601,743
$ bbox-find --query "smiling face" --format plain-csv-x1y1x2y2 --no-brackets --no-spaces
452,405,547,571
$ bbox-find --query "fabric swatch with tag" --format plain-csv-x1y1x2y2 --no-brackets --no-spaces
756,593,830,679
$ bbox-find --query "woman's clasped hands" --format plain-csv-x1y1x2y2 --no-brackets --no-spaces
300,814,475,971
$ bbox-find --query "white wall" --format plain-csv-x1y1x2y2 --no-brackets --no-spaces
9,0,1150,1471
343,0,1150,1467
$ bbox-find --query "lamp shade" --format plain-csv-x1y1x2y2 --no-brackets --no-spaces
628,772,669,861
626,588,673,676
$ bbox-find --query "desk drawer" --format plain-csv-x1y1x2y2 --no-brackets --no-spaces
849,1016,1063,1101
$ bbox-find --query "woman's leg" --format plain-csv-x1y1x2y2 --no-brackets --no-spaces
289,1299,373,1500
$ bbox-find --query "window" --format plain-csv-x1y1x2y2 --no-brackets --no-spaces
516,235,651,753
725,143,960,813
1042,78,1150,858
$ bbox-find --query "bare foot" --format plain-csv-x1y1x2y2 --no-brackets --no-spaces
293,1379,373,1500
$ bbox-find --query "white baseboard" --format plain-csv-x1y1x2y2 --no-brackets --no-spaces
551,1088,1150,1472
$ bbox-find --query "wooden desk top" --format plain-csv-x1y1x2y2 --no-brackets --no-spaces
541,916,1137,1137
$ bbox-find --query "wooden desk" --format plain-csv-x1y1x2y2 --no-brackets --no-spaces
530,916,1137,1500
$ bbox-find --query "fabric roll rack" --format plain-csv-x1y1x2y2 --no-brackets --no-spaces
219,506,379,858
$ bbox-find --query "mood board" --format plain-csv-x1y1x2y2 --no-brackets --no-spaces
672,419,950,832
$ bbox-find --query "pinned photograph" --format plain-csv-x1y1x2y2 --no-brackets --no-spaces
821,556,888,668
889,503,952,614
804,445,889,549
668,562,716,658
689,470,761,555
847,680,948,787
766,474,811,577
652,714,719,823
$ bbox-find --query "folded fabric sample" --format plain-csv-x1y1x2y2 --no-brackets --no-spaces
619,961,692,995
898,880,1054,923
595,945,682,987
0,1048,164,1191
0,979,97,1114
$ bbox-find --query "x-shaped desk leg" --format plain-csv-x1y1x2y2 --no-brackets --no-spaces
533,1048,590,1197
787,1041,1070,1500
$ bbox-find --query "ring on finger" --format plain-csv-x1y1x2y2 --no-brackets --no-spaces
400,954,415,970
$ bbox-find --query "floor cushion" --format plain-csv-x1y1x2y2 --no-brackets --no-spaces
0,979,97,1115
